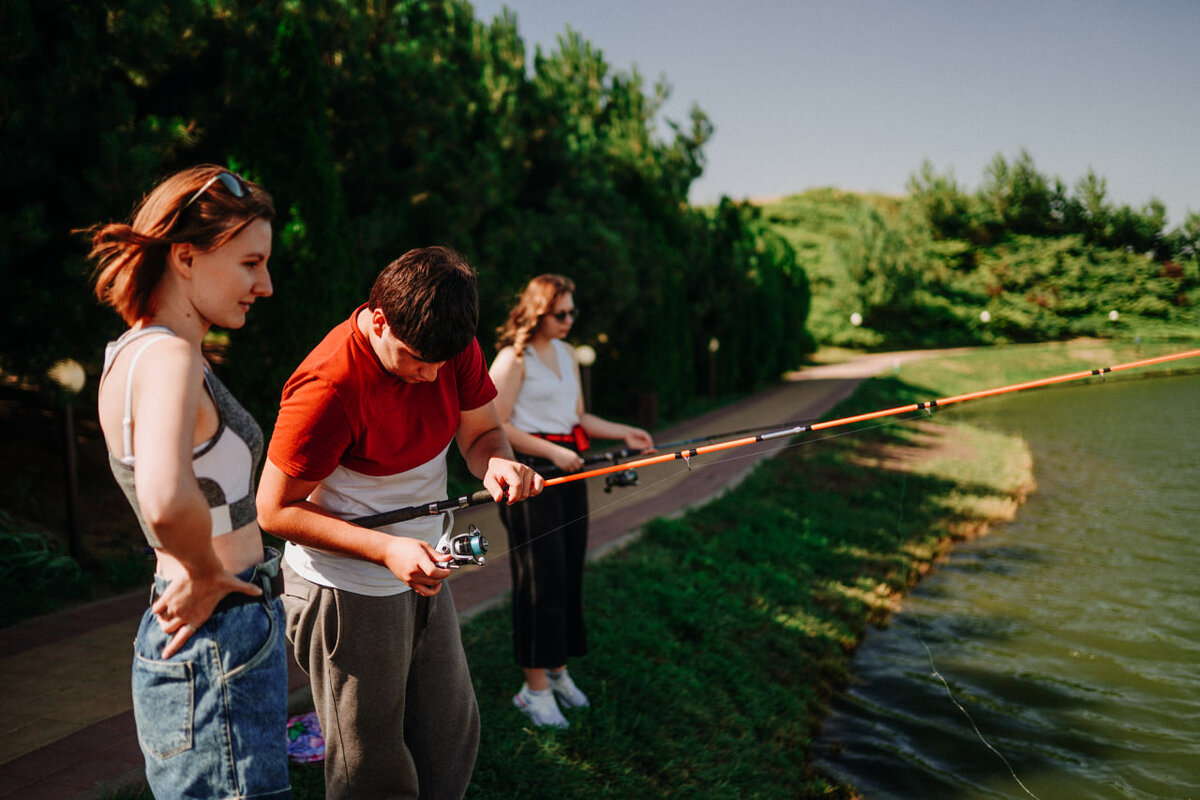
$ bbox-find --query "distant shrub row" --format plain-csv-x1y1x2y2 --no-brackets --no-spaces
763,151,1199,349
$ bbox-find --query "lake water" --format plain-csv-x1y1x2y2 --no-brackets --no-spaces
815,372,1200,799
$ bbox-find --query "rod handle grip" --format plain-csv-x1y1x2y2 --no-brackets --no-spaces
351,488,495,529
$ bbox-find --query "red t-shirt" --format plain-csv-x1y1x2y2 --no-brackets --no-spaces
268,305,497,482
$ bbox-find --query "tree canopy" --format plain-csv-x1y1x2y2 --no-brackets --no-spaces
1,0,812,426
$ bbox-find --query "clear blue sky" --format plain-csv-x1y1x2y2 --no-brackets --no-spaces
469,0,1199,228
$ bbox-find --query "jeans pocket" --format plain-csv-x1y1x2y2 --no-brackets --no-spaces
132,655,194,759
223,599,282,680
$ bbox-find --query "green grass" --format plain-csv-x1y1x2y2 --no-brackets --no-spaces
0,519,153,628
110,339,1200,799
455,365,1036,799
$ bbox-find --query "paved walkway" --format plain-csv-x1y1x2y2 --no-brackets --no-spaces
0,351,939,799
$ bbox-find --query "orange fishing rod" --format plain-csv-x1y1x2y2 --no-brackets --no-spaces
542,347,1200,488
352,347,1200,532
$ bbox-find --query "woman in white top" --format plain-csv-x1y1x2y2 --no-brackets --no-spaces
491,274,654,729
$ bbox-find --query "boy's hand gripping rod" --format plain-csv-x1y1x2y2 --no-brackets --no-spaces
351,347,1200,532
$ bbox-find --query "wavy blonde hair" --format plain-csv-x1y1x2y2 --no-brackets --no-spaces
495,274,575,359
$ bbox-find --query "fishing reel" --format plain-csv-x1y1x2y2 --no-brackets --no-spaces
603,468,639,493
435,523,488,568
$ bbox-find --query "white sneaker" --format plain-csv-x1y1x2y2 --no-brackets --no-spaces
547,669,590,708
513,683,569,728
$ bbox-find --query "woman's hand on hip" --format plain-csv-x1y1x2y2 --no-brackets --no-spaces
152,569,263,658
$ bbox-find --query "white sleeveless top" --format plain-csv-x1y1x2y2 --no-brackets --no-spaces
509,339,580,435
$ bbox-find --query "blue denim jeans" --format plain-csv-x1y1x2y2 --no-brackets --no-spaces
133,549,290,799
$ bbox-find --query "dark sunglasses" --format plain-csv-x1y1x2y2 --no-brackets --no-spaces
549,308,579,322
182,171,249,211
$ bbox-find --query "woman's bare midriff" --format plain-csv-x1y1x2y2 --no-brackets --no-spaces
153,521,268,581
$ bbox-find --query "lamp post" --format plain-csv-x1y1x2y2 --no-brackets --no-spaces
48,359,86,562
707,337,720,400
576,344,596,411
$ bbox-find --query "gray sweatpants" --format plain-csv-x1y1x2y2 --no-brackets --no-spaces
282,561,480,800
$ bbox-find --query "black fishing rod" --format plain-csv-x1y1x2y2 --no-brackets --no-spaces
353,490,496,530
352,347,1200,535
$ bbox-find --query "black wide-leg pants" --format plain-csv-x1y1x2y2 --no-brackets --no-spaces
499,477,590,668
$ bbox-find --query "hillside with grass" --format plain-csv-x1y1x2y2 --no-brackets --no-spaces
759,151,1200,352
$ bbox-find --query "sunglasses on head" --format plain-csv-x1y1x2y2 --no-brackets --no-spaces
182,171,249,211
549,308,578,322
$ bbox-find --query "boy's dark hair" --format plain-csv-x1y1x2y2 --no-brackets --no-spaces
368,246,479,362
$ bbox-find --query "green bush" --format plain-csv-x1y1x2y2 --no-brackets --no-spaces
762,155,1199,350
0,516,90,627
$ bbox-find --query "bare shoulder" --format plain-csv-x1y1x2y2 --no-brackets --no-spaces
97,332,203,449
102,332,199,393
136,334,203,375
490,345,524,376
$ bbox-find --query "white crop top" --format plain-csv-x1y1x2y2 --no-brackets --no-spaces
101,326,264,546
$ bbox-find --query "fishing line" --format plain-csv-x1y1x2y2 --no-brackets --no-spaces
884,424,1041,799
915,615,1042,800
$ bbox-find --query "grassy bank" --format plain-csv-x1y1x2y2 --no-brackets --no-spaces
453,369,1038,799
454,339,1196,799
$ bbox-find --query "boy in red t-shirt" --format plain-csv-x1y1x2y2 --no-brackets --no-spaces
258,246,542,799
